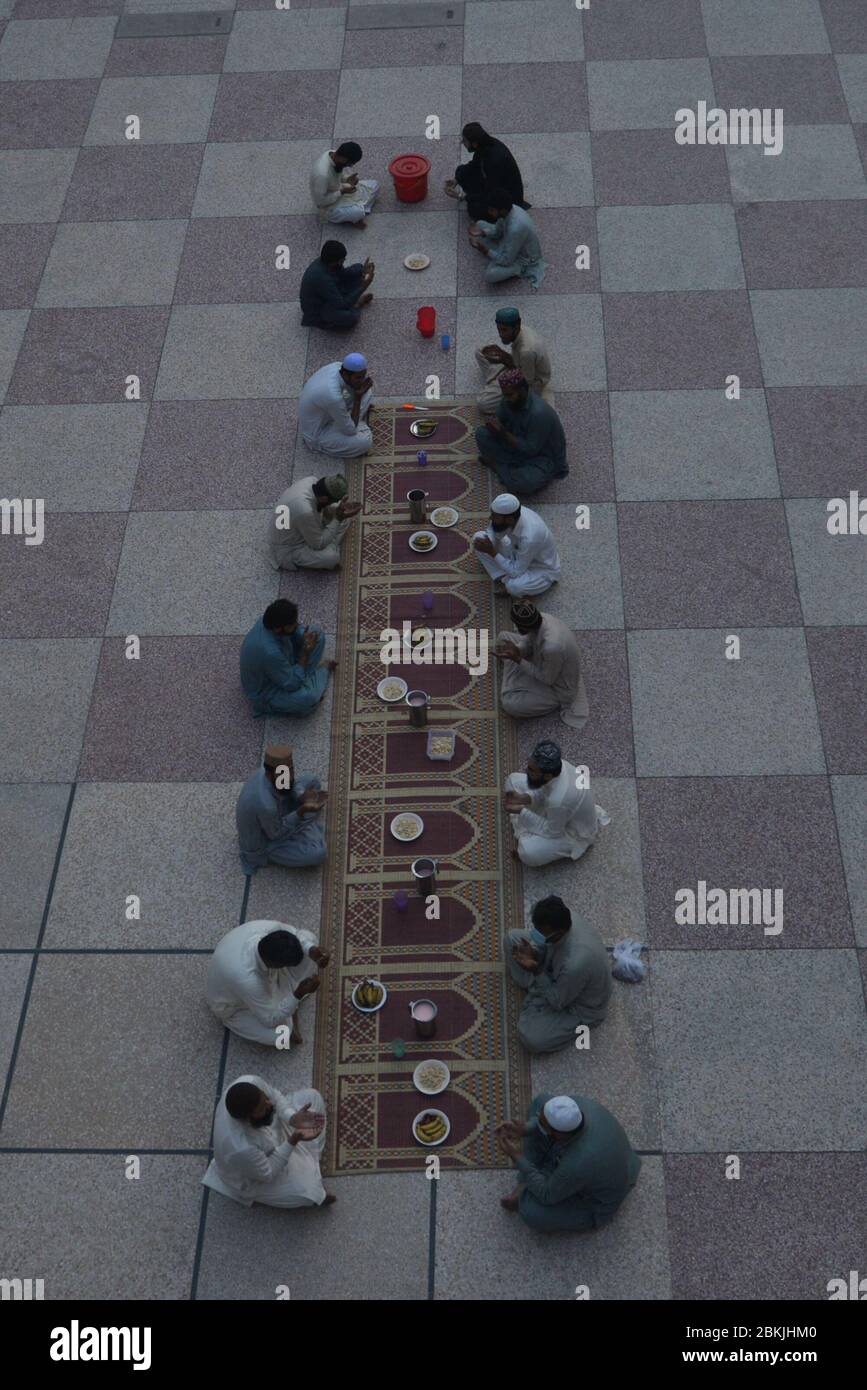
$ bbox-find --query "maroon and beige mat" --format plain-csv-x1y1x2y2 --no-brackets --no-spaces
314,401,531,1174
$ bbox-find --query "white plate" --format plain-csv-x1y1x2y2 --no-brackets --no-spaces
409,530,438,553
430,506,459,529
413,1060,451,1096
390,812,424,842
404,254,430,271
377,676,408,703
351,979,388,1014
413,1108,451,1147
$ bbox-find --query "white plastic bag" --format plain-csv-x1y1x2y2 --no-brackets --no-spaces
611,939,647,983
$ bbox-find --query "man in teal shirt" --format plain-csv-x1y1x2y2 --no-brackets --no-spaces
476,369,567,496
240,599,335,718
498,1093,641,1233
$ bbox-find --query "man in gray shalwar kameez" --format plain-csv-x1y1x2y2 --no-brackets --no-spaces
496,598,588,729
506,896,611,1054
470,188,546,288
236,745,327,876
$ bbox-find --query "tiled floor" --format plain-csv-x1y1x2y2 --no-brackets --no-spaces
1,0,865,1302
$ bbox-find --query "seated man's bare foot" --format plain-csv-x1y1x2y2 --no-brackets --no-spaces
500,1188,521,1212
322,1192,338,1206
358,292,373,307
468,222,481,237
352,219,367,229
325,658,339,670
511,847,521,861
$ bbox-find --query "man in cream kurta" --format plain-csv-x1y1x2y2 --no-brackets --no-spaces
206,919,326,1047
310,143,378,226
203,1075,332,1209
496,599,588,730
505,740,610,868
472,493,560,596
269,473,361,572
476,307,553,415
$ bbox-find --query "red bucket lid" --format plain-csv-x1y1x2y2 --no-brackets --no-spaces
389,153,431,178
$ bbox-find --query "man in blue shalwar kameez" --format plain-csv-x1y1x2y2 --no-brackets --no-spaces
236,745,327,875
240,598,335,719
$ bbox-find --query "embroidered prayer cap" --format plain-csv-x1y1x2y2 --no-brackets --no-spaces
342,352,367,372
495,307,521,326
264,745,293,769
491,492,521,515
323,474,348,501
498,368,527,392
543,1096,583,1132
511,599,541,628
531,739,562,773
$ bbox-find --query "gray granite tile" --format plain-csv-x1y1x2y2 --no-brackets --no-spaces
61,143,204,219
0,308,29,401
0,638,100,782
78,636,263,783
44,782,244,948
106,33,228,77
0,402,146,511
197,1172,428,1299
36,219,186,308
590,129,730,206
155,304,305,400
611,389,778,500
618,500,801,628
464,0,583,64
711,53,850,124
208,70,338,141
192,139,325,217
133,399,294,511
837,51,867,119
701,0,831,56
497,132,593,207
462,60,589,133
786,496,867,625
435,1160,670,1299
0,512,125,637
854,120,867,176
13,0,122,14
305,296,457,397
767,387,867,497
0,224,54,309
665,1153,867,1300
520,501,622,629
455,295,606,395
598,204,744,292
0,148,77,221
340,211,458,298
6,306,169,404
174,216,321,304
831,776,867,946
342,25,462,68
224,7,345,71
587,57,714,130
0,16,116,79
84,74,219,144
0,79,99,149
806,627,867,773
2,953,221,1146
737,200,867,288
727,124,867,202
603,291,762,390
820,0,867,52
0,1153,203,1301
628,628,826,776
652,948,867,1149
337,63,463,136
0,955,30,1095
751,288,867,385
638,776,853,948
0,784,69,947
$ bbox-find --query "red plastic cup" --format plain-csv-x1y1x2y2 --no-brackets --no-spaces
416,306,436,338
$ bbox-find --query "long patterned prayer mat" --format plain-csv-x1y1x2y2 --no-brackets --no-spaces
313,400,531,1174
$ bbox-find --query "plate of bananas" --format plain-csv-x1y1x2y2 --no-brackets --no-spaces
352,978,388,1013
413,1108,451,1146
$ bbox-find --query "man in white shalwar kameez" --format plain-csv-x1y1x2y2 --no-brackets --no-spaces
206,920,328,1047
310,141,378,227
269,472,361,572
298,353,374,459
496,599,588,730
203,1075,335,1209
472,493,560,596
505,740,610,868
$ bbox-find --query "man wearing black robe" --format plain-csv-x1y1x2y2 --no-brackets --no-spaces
446,122,529,223
299,241,374,330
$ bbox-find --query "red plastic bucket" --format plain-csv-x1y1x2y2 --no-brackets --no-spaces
389,153,431,203
416,306,436,338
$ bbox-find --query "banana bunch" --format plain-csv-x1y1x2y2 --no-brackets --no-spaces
357,979,383,1009
415,1112,447,1144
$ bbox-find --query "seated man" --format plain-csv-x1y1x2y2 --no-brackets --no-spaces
476,307,553,415
497,1094,641,1232
269,473,361,572
495,599,587,729
298,352,374,459
445,122,529,222
203,1075,336,1209
240,599,335,719
505,739,610,867
472,493,560,596
476,369,567,495
299,241,374,330
470,188,546,289
310,141,378,227
236,745,327,875
506,896,611,1054
206,918,327,1046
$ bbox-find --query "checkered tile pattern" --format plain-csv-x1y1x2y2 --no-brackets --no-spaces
1,0,865,1302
